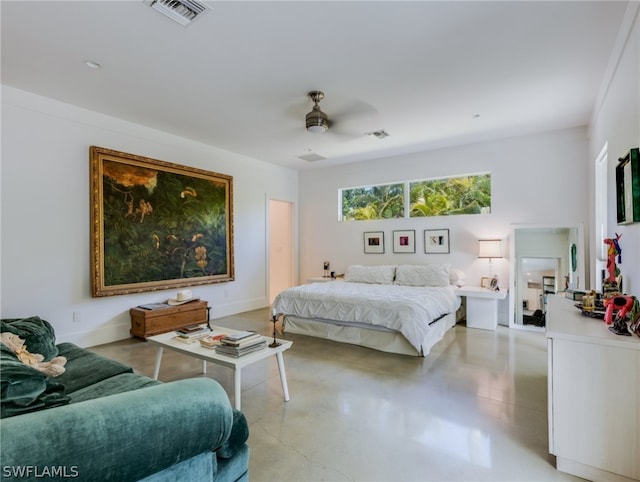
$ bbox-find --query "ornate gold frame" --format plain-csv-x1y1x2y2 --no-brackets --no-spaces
90,146,234,297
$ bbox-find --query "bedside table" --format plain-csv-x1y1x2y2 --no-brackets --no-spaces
306,276,334,284
456,286,507,330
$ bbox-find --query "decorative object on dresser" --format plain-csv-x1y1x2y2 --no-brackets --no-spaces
603,233,623,298
130,299,208,339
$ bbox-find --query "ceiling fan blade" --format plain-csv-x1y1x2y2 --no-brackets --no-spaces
331,99,379,121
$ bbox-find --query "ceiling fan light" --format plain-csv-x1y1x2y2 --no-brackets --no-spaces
306,108,328,133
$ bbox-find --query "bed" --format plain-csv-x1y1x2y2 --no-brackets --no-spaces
272,264,463,356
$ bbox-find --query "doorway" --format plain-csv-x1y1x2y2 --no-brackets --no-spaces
268,199,294,304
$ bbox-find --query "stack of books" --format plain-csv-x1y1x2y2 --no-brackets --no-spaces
215,331,267,357
199,333,227,349
173,324,210,344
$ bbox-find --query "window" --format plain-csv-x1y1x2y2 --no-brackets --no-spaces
594,143,608,292
339,173,491,221
340,183,404,221
409,174,491,217
595,143,608,260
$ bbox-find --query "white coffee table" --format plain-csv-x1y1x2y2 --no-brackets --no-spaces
147,325,292,410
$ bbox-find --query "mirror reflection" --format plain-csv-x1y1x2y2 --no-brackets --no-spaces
511,226,585,329
520,257,559,327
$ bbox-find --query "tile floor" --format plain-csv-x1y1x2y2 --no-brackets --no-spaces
91,309,581,482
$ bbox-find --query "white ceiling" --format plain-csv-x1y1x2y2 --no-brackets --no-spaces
1,1,629,171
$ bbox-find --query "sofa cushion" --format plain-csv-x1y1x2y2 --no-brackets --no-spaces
217,409,250,459
0,345,70,418
1,316,58,361
55,343,133,394
69,372,160,404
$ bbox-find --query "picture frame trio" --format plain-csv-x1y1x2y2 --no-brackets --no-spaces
364,229,450,254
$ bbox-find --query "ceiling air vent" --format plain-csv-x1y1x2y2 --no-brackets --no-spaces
145,0,209,26
298,153,327,162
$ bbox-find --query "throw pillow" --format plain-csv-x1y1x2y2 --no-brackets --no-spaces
394,264,451,287
0,345,70,418
345,265,396,284
449,268,467,287
1,316,58,361
217,409,250,459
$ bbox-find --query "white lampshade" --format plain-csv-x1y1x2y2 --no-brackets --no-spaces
478,239,502,259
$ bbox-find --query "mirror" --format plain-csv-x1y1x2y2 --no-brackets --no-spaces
509,224,585,329
519,257,560,327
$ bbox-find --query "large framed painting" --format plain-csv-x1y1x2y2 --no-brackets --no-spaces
90,146,234,297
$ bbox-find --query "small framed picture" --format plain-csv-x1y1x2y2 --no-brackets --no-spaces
481,277,492,289
393,230,415,253
424,229,450,254
363,231,384,254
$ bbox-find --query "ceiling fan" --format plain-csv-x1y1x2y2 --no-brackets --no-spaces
305,91,330,133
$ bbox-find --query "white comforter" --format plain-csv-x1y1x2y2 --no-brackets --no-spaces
272,281,461,352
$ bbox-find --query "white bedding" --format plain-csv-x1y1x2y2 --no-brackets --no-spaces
272,281,461,353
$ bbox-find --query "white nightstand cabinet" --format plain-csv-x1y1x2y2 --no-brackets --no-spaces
456,286,507,330
547,295,639,482
306,277,334,284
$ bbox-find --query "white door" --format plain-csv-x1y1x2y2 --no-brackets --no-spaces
269,199,294,304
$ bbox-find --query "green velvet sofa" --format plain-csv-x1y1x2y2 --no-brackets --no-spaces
0,316,249,482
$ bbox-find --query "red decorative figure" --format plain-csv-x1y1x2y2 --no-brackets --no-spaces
603,233,622,283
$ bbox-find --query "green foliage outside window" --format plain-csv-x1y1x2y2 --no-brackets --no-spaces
341,183,404,220
340,173,490,221
410,174,491,217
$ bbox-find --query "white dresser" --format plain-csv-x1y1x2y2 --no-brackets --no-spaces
547,295,640,481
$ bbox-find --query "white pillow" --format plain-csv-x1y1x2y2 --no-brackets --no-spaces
345,265,396,284
449,268,467,287
394,264,451,287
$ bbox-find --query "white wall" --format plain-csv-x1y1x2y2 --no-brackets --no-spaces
298,127,590,295
1,86,298,347
589,3,640,295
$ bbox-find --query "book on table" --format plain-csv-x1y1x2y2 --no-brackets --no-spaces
179,324,207,333
220,332,262,346
222,331,260,342
175,325,210,339
199,333,227,349
215,337,267,357
138,303,171,310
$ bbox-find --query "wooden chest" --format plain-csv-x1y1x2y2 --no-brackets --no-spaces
130,300,208,339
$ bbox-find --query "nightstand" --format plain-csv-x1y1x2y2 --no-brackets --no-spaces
306,276,334,284
456,286,507,330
